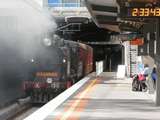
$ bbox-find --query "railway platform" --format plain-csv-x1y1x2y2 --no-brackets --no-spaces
25,72,160,120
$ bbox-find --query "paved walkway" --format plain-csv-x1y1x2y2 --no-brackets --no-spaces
78,72,160,120
28,72,160,120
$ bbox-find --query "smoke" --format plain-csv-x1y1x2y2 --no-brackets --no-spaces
0,0,59,105
0,0,57,59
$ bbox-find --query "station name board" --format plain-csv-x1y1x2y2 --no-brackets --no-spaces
128,8,160,17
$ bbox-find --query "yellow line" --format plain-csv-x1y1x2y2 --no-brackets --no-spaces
60,79,97,120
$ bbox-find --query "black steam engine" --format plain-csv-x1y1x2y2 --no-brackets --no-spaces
23,36,93,103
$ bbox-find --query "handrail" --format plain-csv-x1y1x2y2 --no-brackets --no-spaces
57,23,81,30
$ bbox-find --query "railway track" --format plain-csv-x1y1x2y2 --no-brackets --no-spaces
12,106,39,120
0,97,42,120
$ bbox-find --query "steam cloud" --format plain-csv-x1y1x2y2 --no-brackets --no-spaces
0,0,58,105
0,0,57,59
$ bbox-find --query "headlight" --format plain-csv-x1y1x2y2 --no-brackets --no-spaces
31,59,34,63
63,59,66,63
43,38,52,46
46,78,52,84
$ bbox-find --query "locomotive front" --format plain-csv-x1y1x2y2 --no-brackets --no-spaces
24,38,70,103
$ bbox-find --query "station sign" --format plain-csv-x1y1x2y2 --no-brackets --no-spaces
130,38,144,45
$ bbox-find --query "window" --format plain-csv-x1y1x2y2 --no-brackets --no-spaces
48,0,61,3
48,0,84,7
48,0,61,7
80,0,84,7
63,0,79,7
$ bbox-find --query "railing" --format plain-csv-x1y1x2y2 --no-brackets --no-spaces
57,23,81,32
48,3,85,7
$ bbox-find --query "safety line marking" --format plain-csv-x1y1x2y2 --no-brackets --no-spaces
24,76,90,120
56,78,98,120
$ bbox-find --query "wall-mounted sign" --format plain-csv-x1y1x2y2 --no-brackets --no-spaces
128,7,160,17
130,38,144,45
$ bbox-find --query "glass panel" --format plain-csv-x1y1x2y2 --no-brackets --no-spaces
80,0,85,7
48,0,85,7
63,3,77,7
48,0,61,3
48,0,62,7
63,0,78,3
62,0,79,7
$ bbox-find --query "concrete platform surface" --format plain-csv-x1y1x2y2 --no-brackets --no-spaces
29,72,160,120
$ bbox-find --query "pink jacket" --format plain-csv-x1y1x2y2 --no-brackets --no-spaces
138,74,145,81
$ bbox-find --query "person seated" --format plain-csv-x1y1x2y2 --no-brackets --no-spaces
138,64,150,92
138,74,147,91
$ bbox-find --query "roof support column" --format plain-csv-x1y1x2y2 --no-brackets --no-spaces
155,19,160,106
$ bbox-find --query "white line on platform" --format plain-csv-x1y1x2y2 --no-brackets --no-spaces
24,76,90,120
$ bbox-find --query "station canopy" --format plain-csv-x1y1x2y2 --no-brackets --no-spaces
85,0,160,32
85,0,120,32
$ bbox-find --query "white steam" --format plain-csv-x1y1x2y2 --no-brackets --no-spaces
0,0,57,59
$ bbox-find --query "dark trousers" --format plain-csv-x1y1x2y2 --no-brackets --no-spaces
153,80,156,89
139,80,147,90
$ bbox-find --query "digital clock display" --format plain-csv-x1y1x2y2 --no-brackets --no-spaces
128,8,160,17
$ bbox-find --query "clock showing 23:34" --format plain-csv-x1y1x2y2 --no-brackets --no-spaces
129,8,160,17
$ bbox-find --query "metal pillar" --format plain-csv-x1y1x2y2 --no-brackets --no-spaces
155,19,160,106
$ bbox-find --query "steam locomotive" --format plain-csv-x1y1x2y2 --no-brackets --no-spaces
0,1,93,107
23,37,93,103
